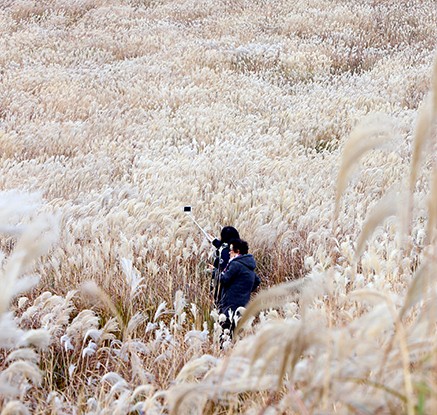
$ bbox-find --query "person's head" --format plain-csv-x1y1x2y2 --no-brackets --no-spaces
229,239,249,257
220,226,240,244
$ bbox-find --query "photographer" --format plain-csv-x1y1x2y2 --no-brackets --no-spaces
210,226,240,304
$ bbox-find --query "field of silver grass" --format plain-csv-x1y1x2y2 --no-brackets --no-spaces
1,0,437,413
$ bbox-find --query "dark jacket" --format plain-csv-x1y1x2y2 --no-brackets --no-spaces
218,254,260,317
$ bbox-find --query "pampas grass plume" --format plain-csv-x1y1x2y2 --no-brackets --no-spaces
5,348,39,363
334,113,394,222
80,280,125,333
355,189,398,259
235,279,306,334
174,355,218,383
2,360,42,386
399,261,432,320
0,401,30,415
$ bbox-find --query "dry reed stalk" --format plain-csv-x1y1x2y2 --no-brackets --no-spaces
408,94,434,233
426,165,437,245
425,55,437,245
373,258,436,414
389,315,415,415
432,52,437,116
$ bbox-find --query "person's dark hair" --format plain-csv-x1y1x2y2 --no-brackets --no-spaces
220,226,240,244
229,238,249,255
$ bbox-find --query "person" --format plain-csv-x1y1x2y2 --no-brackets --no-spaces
210,226,240,304
217,238,260,338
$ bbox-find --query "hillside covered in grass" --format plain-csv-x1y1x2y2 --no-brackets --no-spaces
1,0,437,413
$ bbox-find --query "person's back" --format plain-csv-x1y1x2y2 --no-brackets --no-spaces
219,252,259,317
218,239,260,320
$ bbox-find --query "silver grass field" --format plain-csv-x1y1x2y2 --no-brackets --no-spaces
1,0,437,414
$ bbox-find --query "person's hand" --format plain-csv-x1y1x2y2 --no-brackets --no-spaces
208,264,215,270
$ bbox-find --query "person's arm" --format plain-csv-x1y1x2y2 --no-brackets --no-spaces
212,238,221,249
252,273,261,292
219,261,239,285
